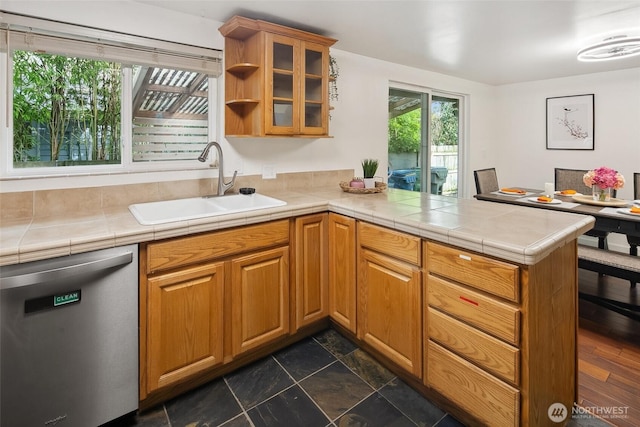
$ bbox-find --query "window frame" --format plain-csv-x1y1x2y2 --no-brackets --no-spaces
388,81,468,197
0,12,222,179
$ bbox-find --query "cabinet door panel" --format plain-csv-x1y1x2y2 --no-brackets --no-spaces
295,214,328,329
265,34,300,135
428,341,520,427
428,275,520,346
428,308,520,385
147,220,289,273
328,214,357,333
231,247,290,356
358,221,421,266
300,41,329,135
146,262,224,393
427,242,519,302
359,248,422,377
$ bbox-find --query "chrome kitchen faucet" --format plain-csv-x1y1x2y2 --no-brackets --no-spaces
198,141,237,196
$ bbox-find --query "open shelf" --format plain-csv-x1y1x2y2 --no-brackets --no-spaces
226,63,259,76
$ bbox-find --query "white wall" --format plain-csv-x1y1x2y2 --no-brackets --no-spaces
2,2,637,202
494,68,640,201
1,1,496,197
225,49,497,199
495,69,640,252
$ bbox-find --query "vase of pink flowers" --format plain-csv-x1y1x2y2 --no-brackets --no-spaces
583,166,625,202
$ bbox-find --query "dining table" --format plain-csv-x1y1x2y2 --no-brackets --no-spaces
476,187,640,323
474,188,640,240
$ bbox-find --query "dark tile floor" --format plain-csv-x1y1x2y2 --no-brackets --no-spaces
116,328,610,427
121,329,464,427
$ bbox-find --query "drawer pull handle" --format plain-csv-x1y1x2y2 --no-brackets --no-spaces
458,254,472,261
459,295,479,306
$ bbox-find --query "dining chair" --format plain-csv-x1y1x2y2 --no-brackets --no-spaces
554,167,616,250
474,168,499,194
628,172,640,256
555,168,594,195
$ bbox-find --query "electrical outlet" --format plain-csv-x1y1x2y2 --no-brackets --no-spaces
262,165,276,179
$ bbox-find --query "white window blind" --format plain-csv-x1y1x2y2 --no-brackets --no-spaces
0,12,222,75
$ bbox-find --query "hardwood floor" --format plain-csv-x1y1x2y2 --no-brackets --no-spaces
577,269,640,427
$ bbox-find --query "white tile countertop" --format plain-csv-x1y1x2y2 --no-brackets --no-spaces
0,187,594,266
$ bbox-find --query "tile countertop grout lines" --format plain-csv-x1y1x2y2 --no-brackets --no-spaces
0,187,595,266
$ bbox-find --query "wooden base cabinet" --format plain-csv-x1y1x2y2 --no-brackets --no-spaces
293,214,328,331
140,220,290,401
427,341,520,427
146,262,225,392
328,213,357,333
357,222,422,377
231,247,290,357
424,241,577,427
137,213,578,424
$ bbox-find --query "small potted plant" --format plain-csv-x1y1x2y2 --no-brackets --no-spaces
361,158,379,188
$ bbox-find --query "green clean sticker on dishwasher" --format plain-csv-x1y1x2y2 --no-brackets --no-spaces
53,290,81,306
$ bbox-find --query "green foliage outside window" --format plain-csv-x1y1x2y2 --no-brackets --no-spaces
12,51,122,166
431,100,459,146
388,101,459,154
388,109,421,153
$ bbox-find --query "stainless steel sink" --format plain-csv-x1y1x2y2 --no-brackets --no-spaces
129,193,287,225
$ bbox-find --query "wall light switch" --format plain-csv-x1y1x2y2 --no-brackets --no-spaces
262,165,276,179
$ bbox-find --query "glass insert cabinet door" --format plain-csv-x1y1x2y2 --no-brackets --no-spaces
267,35,297,134
301,42,328,135
265,34,329,136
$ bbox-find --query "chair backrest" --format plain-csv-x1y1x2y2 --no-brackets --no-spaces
554,168,617,197
474,168,499,194
634,172,640,200
554,168,591,194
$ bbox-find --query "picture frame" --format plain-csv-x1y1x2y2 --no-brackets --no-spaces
546,94,594,150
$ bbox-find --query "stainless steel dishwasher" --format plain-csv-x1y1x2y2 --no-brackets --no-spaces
1,244,139,427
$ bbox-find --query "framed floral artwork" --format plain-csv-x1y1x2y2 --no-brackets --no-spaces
546,94,594,150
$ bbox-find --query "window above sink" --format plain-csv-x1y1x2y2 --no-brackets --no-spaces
1,12,223,179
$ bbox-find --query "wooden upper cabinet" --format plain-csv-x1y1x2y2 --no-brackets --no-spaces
219,16,337,137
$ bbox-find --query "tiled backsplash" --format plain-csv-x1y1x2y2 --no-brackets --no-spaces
0,170,354,221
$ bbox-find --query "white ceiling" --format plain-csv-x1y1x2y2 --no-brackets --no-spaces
136,0,640,85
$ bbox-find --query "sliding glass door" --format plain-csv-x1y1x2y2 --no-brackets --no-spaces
388,87,461,197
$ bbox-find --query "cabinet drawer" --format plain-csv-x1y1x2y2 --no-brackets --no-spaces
147,220,289,273
358,221,421,266
428,275,520,346
427,242,519,302
427,341,520,427
428,308,519,385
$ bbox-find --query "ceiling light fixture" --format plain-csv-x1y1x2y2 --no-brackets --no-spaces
577,35,640,62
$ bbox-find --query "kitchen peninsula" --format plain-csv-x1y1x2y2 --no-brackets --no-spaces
0,174,594,426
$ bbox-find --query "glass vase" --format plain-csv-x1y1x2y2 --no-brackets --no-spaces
592,186,612,202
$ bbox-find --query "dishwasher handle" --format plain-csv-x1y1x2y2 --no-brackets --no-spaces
1,251,133,290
